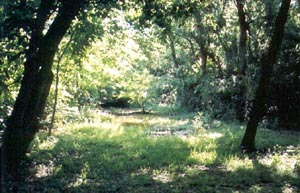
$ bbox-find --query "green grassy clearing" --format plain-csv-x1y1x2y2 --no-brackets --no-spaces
15,109,300,192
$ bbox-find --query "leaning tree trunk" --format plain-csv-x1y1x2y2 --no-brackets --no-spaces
235,0,248,122
1,0,86,185
240,0,291,152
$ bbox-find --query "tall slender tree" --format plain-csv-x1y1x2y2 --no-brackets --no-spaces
235,0,248,121
240,0,291,152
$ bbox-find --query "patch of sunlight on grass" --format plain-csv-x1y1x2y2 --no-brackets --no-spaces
152,169,172,183
145,116,190,127
36,136,59,150
115,116,145,127
60,122,122,138
189,150,217,165
186,136,202,147
107,125,125,138
67,175,84,188
98,121,120,131
67,162,91,188
249,185,263,192
250,183,299,193
34,161,56,178
205,132,223,139
281,184,299,193
132,167,150,177
225,157,254,172
259,153,300,175
145,117,170,125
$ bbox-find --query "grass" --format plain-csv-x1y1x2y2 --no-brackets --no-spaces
13,108,300,192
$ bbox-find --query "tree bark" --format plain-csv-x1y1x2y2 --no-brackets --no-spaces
194,10,208,75
1,0,86,185
199,47,208,75
169,35,179,68
235,0,248,121
240,0,291,152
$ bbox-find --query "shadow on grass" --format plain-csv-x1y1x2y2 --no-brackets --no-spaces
11,116,300,193
212,129,300,193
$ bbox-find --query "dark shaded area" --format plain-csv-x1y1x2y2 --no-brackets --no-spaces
267,83,300,130
100,97,130,108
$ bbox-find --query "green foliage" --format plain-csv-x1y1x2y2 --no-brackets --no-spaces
0,0,298,119
47,8,170,114
0,1,32,128
0,0,293,131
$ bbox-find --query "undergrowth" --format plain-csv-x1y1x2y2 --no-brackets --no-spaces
11,108,300,192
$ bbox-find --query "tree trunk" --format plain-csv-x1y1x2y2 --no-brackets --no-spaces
199,48,208,75
236,0,248,121
49,31,75,136
240,0,291,152
194,10,208,75
1,0,85,185
49,53,61,137
169,35,179,68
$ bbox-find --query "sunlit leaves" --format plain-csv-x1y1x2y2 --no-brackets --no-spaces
52,8,162,109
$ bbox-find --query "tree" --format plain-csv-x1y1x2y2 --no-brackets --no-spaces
49,30,75,136
235,0,249,121
1,0,87,186
240,0,291,152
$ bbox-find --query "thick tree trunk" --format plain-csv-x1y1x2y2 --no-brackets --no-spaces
240,0,291,152
236,0,248,121
1,0,85,185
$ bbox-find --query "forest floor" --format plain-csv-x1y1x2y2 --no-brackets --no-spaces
11,108,300,192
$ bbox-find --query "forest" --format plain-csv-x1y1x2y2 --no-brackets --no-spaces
0,0,300,192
